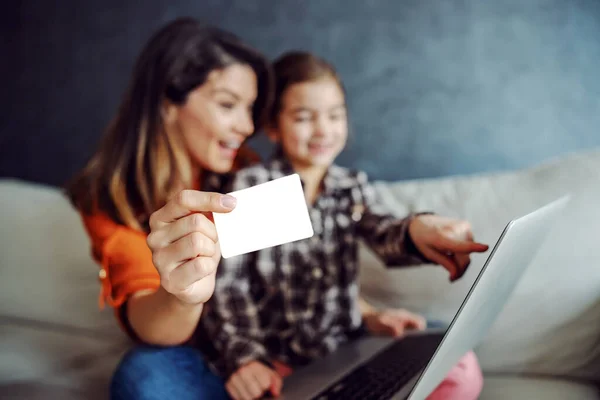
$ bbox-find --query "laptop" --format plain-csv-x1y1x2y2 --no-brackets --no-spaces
276,195,570,400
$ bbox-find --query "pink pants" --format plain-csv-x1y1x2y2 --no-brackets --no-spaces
426,351,483,400
273,351,483,400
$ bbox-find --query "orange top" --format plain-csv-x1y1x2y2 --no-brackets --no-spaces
81,211,159,311
80,146,260,336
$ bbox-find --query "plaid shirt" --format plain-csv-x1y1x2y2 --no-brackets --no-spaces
201,152,430,377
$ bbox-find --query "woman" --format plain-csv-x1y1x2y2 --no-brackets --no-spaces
66,17,273,399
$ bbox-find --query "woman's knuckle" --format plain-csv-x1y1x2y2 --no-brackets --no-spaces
209,192,222,208
205,239,216,256
192,257,206,275
146,232,158,248
176,190,191,206
190,213,204,230
151,251,163,269
148,212,158,229
160,275,172,292
190,232,206,253
207,223,218,240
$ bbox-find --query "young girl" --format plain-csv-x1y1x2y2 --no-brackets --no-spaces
201,51,487,400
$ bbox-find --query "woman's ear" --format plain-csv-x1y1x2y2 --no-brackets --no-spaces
162,101,179,126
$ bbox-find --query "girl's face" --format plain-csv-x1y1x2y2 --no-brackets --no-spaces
273,78,348,169
168,63,258,174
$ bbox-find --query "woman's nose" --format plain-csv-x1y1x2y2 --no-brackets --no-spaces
236,110,254,136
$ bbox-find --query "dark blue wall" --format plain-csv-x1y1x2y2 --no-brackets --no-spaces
2,0,599,186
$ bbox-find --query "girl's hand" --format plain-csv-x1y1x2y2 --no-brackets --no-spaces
364,309,427,337
226,361,283,400
409,215,489,281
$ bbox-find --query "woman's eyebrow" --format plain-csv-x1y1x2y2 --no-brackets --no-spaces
211,88,241,100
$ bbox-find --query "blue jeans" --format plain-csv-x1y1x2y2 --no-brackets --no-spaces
111,321,449,399
110,346,229,400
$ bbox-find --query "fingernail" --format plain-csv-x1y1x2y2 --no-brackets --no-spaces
220,195,237,209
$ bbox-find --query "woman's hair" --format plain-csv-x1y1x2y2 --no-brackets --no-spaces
269,51,346,126
66,17,273,232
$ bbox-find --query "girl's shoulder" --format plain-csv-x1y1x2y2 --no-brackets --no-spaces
326,164,370,191
228,161,278,191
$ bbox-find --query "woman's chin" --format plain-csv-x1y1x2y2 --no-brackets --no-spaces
209,158,235,174
194,156,234,175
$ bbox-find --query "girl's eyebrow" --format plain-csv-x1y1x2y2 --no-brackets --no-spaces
290,107,313,113
329,104,346,111
290,104,346,113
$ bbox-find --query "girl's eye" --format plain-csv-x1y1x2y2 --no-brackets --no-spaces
294,114,312,123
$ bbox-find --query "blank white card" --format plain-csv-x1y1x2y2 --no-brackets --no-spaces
213,174,314,259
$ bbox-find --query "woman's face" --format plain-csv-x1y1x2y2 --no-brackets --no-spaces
273,78,348,170
171,63,258,174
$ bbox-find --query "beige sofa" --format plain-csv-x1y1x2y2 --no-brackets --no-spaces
1,148,599,399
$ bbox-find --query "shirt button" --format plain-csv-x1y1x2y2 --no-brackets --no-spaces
98,269,107,279
312,268,323,279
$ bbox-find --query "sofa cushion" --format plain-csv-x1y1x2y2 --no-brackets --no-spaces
359,148,600,381
0,179,121,335
0,322,126,398
479,376,599,400
0,179,129,397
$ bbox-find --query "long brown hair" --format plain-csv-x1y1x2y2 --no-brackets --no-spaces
269,51,346,126
66,18,273,232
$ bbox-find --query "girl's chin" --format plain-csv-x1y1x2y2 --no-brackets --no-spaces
308,154,338,167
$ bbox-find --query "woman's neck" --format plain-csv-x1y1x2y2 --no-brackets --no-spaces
191,166,202,188
173,165,201,194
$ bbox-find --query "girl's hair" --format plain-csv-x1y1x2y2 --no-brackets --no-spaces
66,17,273,232
270,51,346,126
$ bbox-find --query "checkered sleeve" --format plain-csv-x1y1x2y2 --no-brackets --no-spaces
203,252,269,377
354,171,431,267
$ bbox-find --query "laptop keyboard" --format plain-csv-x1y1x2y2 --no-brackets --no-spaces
309,333,443,400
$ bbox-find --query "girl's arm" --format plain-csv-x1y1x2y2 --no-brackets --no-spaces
353,171,431,266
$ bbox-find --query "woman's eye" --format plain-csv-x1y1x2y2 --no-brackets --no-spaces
220,102,235,110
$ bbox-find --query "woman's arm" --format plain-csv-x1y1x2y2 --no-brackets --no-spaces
126,287,204,346
130,190,237,345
